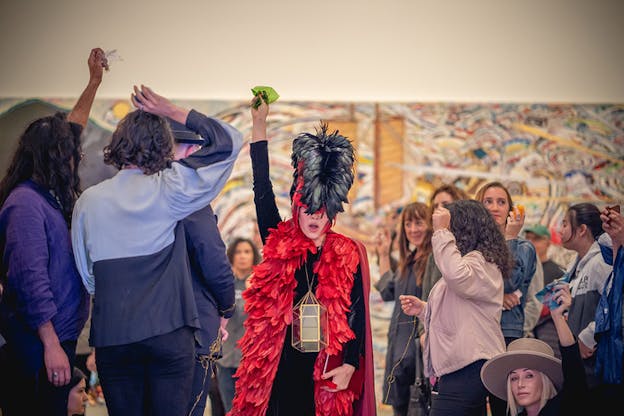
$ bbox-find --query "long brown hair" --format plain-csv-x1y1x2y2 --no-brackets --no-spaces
475,181,514,214
397,202,432,285
0,112,82,225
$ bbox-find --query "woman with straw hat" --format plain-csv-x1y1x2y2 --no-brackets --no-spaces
480,284,588,415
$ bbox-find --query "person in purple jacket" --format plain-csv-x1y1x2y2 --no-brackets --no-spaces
0,47,107,416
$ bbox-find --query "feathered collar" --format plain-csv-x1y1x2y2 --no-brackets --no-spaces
229,219,361,415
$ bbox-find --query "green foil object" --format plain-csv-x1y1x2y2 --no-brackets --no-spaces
251,86,279,109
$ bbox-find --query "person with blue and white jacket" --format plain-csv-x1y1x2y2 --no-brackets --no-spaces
559,203,612,395
71,85,242,416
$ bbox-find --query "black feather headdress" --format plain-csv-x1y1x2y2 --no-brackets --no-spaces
290,123,355,220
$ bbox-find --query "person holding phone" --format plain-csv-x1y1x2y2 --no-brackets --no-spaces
557,203,612,398
480,283,589,416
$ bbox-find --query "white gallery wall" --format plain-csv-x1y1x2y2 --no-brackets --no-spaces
0,0,622,103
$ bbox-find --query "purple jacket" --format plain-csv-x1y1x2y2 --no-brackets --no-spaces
0,180,89,347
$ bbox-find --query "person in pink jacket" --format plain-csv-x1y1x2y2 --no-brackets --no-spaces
400,200,513,416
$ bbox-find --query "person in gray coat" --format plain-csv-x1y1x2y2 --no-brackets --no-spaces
374,202,432,416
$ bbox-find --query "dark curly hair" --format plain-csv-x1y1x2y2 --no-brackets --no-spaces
104,110,174,175
446,200,513,279
397,202,432,284
0,112,82,224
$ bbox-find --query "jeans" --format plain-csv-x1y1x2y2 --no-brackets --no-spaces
215,364,237,413
96,326,195,416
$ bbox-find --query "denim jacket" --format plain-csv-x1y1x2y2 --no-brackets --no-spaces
500,238,537,339
595,235,623,384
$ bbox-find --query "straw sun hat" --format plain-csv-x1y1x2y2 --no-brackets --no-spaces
480,338,563,400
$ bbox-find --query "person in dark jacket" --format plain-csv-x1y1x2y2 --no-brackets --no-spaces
374,202,432,416
167,118,237,416
0,47,107,416
215,237,261,413
481,283,589,416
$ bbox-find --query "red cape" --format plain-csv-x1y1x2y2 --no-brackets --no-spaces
354,239,378,416
229,221,377,415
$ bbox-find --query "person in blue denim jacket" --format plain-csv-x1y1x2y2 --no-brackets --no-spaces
594,205,623,408
476,182,538,416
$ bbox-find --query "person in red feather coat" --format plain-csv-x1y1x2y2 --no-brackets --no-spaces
227,97,376,416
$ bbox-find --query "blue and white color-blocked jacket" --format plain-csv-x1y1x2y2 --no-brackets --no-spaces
71,110,242,347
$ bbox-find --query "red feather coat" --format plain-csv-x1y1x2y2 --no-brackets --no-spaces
228,219,376,416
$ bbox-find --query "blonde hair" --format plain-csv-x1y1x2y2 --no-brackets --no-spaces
505,371,557,415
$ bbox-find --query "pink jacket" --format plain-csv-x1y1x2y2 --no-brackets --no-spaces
422,229,506,378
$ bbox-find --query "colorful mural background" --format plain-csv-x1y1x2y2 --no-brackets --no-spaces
1,97,622,412
2,98,621,248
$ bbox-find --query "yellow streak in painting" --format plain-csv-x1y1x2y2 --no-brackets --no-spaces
512,123,621,165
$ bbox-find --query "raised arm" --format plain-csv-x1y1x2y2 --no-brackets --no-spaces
601,206,623,253
551,282,588,407
128,85,243,219
67,48,108,128
551,284,575,347
249,99,281,242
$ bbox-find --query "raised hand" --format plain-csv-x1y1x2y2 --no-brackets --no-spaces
432,206,451,232
88,48,108,84
250,96,269,143
505,206,525,239
601,206,623,249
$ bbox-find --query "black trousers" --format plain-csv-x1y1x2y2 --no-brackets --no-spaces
430,360,488,416
1,339,76,416
96,326,195,416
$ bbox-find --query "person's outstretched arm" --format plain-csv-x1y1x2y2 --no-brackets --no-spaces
249,98,281,243
127,85,243,219
67,48,108,128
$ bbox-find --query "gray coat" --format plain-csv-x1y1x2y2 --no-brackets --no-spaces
375,262,427,408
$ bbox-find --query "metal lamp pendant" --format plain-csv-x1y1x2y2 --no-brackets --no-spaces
291,288,328,353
